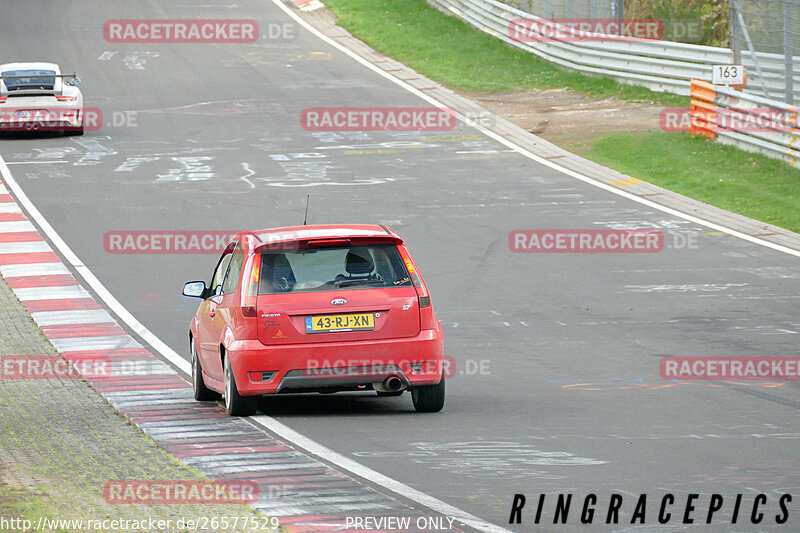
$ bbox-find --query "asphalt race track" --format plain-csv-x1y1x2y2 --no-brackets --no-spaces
1,1,799,530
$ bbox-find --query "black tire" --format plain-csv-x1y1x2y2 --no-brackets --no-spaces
412,378,445,412
224,353,257,416
191,339,220,401
377,390,404,397
63,128,83,136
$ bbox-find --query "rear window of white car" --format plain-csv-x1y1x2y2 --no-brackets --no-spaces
2,70,56,91
259,245,412,294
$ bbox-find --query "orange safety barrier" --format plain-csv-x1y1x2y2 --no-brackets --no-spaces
689,79,718,139
688,75,798,166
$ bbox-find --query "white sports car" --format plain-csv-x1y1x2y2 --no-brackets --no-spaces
0,62,83,135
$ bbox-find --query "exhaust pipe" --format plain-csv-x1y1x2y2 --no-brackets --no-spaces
374,375,405,393
384,376,403,391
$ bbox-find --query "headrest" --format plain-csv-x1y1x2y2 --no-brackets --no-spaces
345,249,374,275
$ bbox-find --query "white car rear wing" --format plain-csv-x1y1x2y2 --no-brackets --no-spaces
0,73,79,83
0,73,80,97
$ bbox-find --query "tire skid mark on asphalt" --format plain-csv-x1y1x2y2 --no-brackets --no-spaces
0,179,482,532
555,380,788,391
353,441,607,479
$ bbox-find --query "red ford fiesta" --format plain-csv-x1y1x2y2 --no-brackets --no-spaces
182,225,445,416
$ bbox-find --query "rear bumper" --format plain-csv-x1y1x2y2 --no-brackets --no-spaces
0,119,82,131
0,109,82,131
227,328,444,395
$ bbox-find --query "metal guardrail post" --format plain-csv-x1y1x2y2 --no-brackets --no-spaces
784,0,794,104
730,0,741,64
543,0,552,19
733,0,771,98
610,0,624,36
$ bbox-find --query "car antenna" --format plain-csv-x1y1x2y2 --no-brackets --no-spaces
303,194,310,226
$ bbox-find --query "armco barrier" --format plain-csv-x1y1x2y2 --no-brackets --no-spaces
690,79,800,167
428,0,800,100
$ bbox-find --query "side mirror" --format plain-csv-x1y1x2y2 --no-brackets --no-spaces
182,281,207,298
67,76,81,86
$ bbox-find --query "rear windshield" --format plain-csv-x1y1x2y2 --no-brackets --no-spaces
259,244,412,294
1,70,56,91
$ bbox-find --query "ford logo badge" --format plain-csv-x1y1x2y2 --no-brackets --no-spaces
331,298,347,305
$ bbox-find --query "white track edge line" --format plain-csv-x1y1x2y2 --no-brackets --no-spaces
251,415,512,533
0,157,190,375
269,0,800,259
0,156,511,533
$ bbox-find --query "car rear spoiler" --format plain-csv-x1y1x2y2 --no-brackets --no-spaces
0,73,80,91
256,234,403,252
0,73,79,80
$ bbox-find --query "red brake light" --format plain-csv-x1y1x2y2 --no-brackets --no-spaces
307,238,350,247
55,95,77,102
249,257,261,292
398,247,421,287
241,253,261,317
398,246,430,308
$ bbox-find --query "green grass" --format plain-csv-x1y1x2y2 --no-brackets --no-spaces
589,132,800,232
324,0,686,105
0,487,67,533
625,0,729,47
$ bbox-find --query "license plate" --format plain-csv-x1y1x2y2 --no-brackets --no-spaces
305,313,375,333
18,110,48,120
